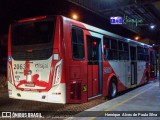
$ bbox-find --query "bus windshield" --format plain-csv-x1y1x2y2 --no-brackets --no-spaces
11,20,55,46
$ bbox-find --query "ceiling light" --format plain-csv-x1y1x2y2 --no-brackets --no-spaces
135,36,140,40
150,25,155,29
72,14,78,20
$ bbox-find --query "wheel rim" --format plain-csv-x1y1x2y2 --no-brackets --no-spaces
111,83,117,97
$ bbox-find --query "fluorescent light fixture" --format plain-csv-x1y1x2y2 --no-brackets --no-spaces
150,25,155,29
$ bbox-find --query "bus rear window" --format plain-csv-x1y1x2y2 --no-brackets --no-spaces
11,20,54,46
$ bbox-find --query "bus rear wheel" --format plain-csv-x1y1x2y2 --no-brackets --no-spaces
145,74,149,83
108,79,117,99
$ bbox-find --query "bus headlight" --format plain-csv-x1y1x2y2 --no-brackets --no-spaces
53,60,62,86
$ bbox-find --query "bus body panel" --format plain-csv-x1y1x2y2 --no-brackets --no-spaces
8,16,67,104
8,82,66,103
7,15,156,104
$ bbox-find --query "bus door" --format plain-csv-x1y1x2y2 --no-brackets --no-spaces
86,35,102,98
150,51,156,78
130,46,137,85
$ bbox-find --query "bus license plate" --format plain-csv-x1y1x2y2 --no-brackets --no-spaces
25,82,35,87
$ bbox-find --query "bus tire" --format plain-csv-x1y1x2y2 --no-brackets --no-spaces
145,73,149,84
108,79,117,99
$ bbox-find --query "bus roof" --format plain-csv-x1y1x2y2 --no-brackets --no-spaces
16,15,152,48
61,15,152,48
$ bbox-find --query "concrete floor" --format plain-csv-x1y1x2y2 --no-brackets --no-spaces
69,80,160,120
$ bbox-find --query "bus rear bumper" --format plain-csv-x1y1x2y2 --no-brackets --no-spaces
8,82,66,104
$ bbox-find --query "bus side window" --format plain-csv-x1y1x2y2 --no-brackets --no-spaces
71,27,84,60
110,39,118,60
119,42,129,60
103,37,118,60
103,37,110,60
144,47,149,61
137,46,148,61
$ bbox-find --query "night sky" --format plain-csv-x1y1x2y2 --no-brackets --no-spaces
0,0,137,38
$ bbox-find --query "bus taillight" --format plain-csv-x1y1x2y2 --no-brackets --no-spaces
53,60,62,86
18,16,46,23
7,64,13,84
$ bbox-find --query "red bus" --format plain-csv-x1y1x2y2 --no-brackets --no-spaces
7,15,156,104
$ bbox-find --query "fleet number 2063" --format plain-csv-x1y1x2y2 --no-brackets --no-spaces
14,64,26,70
